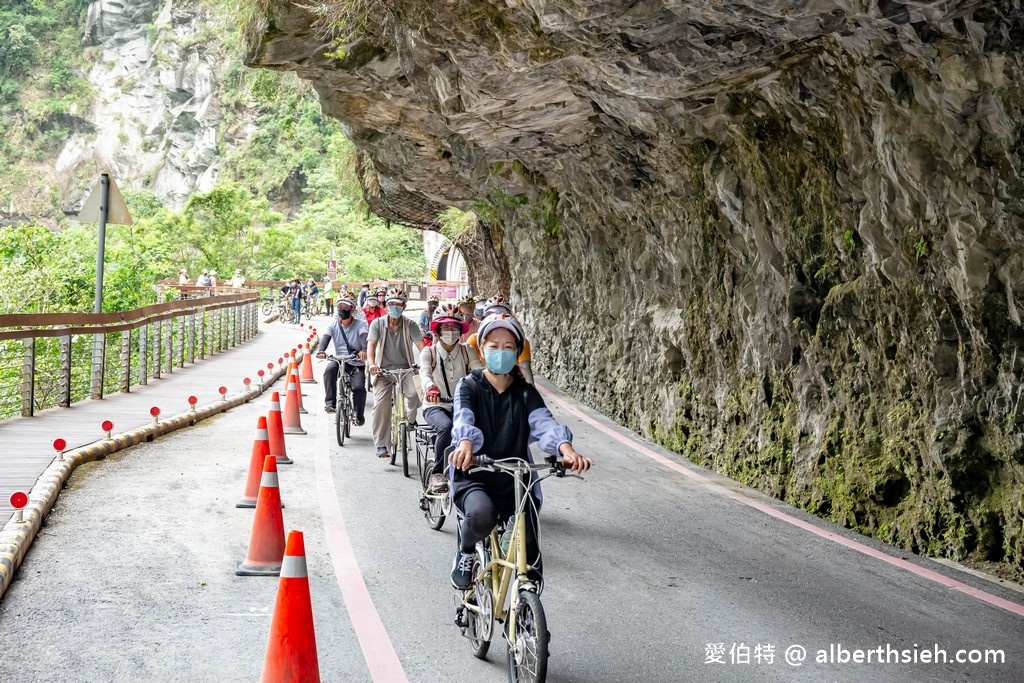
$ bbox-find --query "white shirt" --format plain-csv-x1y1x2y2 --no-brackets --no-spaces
419,342,483,408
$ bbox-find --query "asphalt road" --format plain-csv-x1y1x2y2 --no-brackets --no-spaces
0,349,1022,682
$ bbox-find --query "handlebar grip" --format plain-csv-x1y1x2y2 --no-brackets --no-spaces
475,455,494,466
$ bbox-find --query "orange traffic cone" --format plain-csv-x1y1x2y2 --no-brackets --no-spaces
289,351,307,398
260,530,320,682
300,344,315,384
282,370,307,435
236,455,286,576
293,366,307,414
237,416,274,508
267,392,294,465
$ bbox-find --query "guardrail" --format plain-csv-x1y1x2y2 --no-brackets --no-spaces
0,290,260,421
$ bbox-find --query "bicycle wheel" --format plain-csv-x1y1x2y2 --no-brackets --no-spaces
401,422,410,478
339,401,352,448
344,401,352,438
507,590,548,683
261,301,274,316
466,553,494,659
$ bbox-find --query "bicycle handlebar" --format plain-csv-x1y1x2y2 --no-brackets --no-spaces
471,454,585,481
377,366,419,376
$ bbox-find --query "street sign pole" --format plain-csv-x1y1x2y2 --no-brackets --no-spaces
94,173,110,314
79,172,132,399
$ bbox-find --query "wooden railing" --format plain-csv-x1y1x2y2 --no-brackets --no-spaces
0,290,260,420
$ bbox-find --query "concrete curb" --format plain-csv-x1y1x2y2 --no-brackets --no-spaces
0,333,319,602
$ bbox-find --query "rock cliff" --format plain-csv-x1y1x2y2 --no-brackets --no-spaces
248,1,1024,578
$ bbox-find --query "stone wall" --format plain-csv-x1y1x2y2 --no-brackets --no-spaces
249,1,1024,578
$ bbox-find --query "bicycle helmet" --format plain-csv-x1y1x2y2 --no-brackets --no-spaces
483,294,511,316
477,312,525,354
431,303,469,334
385,287,407,304
336,295,355,308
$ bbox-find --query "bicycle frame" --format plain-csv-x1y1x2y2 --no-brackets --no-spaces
463,458,570,640
380,368,416,437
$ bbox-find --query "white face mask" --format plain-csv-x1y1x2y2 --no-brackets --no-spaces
440,330,460,345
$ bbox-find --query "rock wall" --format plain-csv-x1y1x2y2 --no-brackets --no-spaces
59,0,227,209
249,1,1024,578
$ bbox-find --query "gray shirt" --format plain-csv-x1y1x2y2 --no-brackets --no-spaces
368,315,423,370
318,318,368,366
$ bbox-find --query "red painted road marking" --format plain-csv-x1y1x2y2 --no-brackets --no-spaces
537,385,1024,619
314,414,409,682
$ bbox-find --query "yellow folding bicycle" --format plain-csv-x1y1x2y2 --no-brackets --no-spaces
378,367,416,477
455,454,584,683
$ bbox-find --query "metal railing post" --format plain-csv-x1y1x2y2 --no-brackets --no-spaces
198,309,206,360
90,333,105,399
58,334,72,407
187,313,196,364
153,320,162,379
138,324,148,385
178,315,186,367
165,316,174,374
21,337,35,417
120,330,131,392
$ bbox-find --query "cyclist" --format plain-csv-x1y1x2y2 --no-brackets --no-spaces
419,296,440,335
363,292,385,325
456,295,479,342
285,278,303,323
448,313,592,589
315,296,368,424
367,288,425,458
465,295,535,384
305,278,320,314
419,303,482,494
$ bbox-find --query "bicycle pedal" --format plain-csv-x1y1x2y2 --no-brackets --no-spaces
419,498,429,512
454,606,468,629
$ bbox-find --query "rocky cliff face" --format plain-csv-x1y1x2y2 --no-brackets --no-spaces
249,1,1024,578
57,0,225,209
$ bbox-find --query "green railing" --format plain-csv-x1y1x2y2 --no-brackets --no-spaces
0,290,260,421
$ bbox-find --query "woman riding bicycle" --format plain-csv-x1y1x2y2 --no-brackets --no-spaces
419,303,483,495
448,313,592,589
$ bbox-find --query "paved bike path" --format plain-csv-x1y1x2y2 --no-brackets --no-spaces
331,378,1024,682
0,354,1021,681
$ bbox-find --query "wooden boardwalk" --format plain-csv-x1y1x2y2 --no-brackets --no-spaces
0,320,321,522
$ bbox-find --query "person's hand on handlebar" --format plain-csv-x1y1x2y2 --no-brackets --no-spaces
357,351,367,361
450,439,475,471
558,443,593,474
425,386,441,404
369,364,380,376
315,352,326,359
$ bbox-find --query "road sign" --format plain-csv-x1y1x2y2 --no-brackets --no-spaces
326,259,337,280
78,174,133,225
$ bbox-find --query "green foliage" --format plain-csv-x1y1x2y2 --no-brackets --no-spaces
438,207,478,242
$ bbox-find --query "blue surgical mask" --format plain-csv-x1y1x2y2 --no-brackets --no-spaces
484,349,517,374
387,305,403,319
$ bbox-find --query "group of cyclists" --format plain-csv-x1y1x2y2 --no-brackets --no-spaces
314,288,592,593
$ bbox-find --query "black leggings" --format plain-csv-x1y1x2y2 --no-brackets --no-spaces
421,406,453,476
456,486,541,576
324,360,366,418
